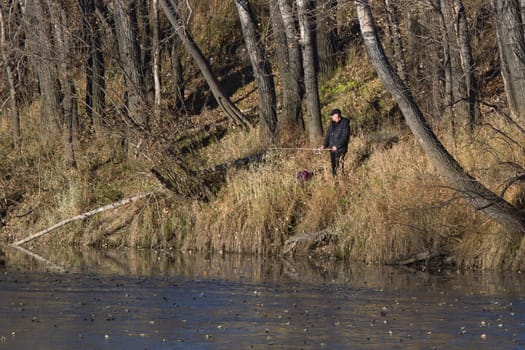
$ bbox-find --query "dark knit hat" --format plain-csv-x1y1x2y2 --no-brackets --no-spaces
329,108,342,116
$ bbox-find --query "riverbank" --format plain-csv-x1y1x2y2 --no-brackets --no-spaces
2,108,524,271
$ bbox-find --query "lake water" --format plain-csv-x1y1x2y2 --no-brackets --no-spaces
1,245,525,349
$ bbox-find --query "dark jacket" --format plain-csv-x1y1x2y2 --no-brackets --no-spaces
323,117,350,153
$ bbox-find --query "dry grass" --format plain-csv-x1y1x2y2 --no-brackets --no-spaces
3,104,525,271
185,114,525,270
191,147,317,255
3,63,525,271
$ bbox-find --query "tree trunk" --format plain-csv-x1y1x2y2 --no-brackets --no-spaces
46,0,78,168
24,0,62,133
316,0,338,81
355,0,525,238
138,0,154,105
437,2,456,139
275,0,305,135
453,0,479,130
235,0,278,141
113,0,147,126
521,0,525,25
159,0,253,129
406,9,443,118
296,0,323,143
441,0,470,130
171,40,186,113
81,0,106,129
0,5,20,148
152,0,162,119
492,0,525,121
384,0,407,83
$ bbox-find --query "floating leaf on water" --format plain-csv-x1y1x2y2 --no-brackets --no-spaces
380,307,387,317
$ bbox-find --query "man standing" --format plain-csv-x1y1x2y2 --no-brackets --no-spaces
321,108,350,176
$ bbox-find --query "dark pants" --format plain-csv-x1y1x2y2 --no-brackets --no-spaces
330,150,346,176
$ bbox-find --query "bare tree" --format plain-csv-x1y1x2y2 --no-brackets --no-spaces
0,2,20,148
46,0,78,168
235,0,277,141
296,0,323,142
492,0,525,121
383,0,406,82
138,0,154,105
151,0,161,119
170,38,186,112
274,0,305,136
81,0,106,129
355,0,525,238
24,0,62,132
159,0,252,129
439,0,475,133
316,0,337,81
434,0,456,135
406,6,441,116
113,0,147,126
521,0,525,24
453,0,478,130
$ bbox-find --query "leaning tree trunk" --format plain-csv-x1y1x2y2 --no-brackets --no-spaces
297,0,323,143
159,0,252,129
492,0,525,121
235,0,278,141
275,0,305,135
0,6,20,148
355,0,525,238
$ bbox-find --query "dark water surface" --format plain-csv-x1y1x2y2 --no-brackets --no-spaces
1,246,525,349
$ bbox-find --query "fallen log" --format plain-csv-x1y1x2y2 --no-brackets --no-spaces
396,251,432,265
11,191,155,246
283,229,338,256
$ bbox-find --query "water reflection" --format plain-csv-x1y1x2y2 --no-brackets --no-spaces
0,245,525,349
3,244,525,295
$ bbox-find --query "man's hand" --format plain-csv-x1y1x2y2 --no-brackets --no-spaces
332,146,337,151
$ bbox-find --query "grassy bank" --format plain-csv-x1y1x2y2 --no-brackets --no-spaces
2,104,525,271
2,50,525,271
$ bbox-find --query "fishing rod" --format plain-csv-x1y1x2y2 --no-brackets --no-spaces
269,147,333,155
